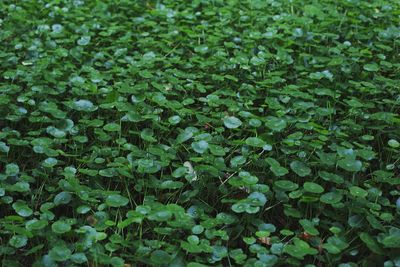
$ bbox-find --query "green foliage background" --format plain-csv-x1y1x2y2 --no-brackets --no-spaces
1,0,400,266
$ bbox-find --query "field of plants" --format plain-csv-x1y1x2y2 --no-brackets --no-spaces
1,0,400,266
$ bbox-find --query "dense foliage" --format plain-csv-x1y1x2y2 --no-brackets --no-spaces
1,0,400,266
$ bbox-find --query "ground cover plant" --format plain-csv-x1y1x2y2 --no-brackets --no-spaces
1,0,400,266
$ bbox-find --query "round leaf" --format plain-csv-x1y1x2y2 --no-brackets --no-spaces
337,158,362,172
223,116,242,129
191,140,209,154
274,180,299,191
303,182,324,194
320,192,343,204
245,137,266,147
9,235,28,248
49,245,72,262
363,63,379,72
290,161,311,177
52,220,72,234
349,186,368,198
106,194,129,207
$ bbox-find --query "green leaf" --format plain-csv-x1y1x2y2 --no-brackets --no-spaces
106,194,129,207
209,144,226,156
274,180,299,191
54,192,72,205
349,186,368,198
290,161,311,177
43,157,58,167
139,70,153,79
52,220,72,234
6,163,19,176
0,141,10,153
249,118,262,127
320,192,343,204
230,155,246,167
172,167,187,178
303,182,324,194
337,157,362,172
72,99,94,111
148,210,172,222
247,192,267,206
283,238,318,259
191,140,209,154
77,35,91,46
168,115,181,125
12,201,33,217
322,236,349,254
176,131,193,144
187,235,200,245
99,168,117,177
137,159,161,174
2,2,400,265
231,202,250,213
265,117,287,132
388,139,399,148
10,181,30,192
266,158,289,177
299,219,319,235
319,171,344,184
160,180,184,189
270,165,289,176
223,116,242,129
194,45,209,54
71,253,88,264
359,232,384,255
103,122,121,132
49,245,72,262
192,225,204,235
25,219,48,231
9,235,28,248
77,205,91,214
380,228,400,248
151,250,172,264
140,128,157,142
107,257,123,267
363,63,379,72
245,137,266,147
